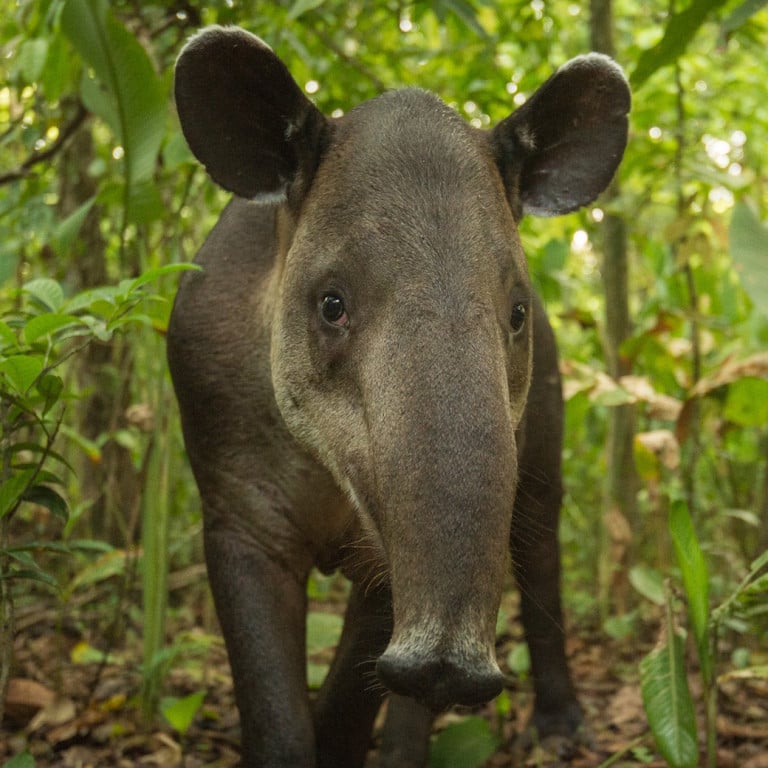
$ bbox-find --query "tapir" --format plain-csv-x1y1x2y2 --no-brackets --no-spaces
167,25,630,768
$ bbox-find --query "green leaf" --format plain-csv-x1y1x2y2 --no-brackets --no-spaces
36,373,64,415
729,202,768,315
16,38,49,83
2,750,36,768
720,0,768,39
0,470,38,517
0,354,44,394
22,485,69,523
723,377,768,426
161,691,205,735
0,567,60,590
287,0,327,20
630,0,732,88
306,611,343,654
429,717,499,768
61,0,165,185
50,198,96,257
126,263,201,293
640,633,698,768
0,322,18,352
23,278,64,312
506,642,530,676
67,548,128,593
307,661,328,690
629,564,666,606
23,314,82,344
669,500,712,683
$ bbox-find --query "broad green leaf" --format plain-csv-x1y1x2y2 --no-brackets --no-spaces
723,377,768,426
1,751,35,768
22,485,69,523
161,691,205,735
23,278,64,312
720,0,768,38
631,0,732,88
50,198,96,257
36,372,64,415
0,354,45,394
629,564,666,606
670,501,712,683
0,322,18,352
287,0,327,20
16,38,49,83
429,716,499,768
729,202,768,315
1,472,38,518
640,633,698,768
23,314,82,344
306,611,343,654
62,0,165,185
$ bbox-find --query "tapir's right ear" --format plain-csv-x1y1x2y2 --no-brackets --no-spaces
174,26,327,201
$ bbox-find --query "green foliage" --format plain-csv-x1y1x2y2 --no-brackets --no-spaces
160,691,206,735
429,717,499,768
640,619,698,768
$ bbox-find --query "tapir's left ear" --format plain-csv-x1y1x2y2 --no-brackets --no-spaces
491,54,630,217
175,26,327,202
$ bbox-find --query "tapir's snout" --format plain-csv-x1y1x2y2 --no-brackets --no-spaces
376,640,505,711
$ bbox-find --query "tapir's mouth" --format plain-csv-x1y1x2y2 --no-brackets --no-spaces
376,648,505,712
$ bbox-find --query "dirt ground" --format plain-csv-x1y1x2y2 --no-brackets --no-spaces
2,582,767,768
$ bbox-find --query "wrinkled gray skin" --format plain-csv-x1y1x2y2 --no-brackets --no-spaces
168,26,630,768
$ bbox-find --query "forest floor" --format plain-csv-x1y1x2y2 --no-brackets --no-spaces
2,579,767,768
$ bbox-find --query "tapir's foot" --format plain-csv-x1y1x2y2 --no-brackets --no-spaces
513,700,593,761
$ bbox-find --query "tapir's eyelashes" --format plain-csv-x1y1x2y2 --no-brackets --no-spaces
510,302,527,334
320,293,349,327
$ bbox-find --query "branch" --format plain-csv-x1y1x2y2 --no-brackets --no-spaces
0,103,89,186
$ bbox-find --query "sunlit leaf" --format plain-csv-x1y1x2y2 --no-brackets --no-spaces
161,691,205,735
24,314,82,344
62,0,165,184
631,0,732,88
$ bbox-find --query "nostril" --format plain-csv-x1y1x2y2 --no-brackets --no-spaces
376,652,504,711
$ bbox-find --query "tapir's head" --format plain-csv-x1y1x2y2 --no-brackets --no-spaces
175,27,629,711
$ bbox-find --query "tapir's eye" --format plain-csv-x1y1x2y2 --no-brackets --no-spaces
320,294,349,327
510,302,527,335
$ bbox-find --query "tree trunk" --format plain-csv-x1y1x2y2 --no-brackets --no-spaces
590,1,638,616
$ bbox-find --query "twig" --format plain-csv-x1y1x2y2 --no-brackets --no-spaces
0,103,89,186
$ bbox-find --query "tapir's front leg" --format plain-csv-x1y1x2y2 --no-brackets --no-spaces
313,582,392,768
205,518,314,767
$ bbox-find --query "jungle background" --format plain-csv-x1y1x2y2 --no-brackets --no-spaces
1,0,767,766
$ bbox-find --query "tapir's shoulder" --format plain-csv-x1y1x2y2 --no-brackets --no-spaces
194,197,278,272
